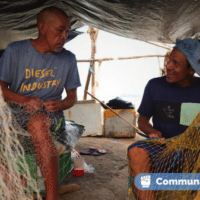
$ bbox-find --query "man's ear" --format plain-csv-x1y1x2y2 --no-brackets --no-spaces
189,67,195,75
38,22,46,35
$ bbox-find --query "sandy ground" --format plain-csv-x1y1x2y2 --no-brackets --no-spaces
60,135,145,200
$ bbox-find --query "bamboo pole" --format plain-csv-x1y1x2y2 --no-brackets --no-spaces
118,55,165,60
91,41,96,97
85,90,149,138
83,70,92,100
144,41,172,50
78,55,165,63
83,27,99,100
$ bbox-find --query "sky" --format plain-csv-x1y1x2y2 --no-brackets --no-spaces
64,26,170,108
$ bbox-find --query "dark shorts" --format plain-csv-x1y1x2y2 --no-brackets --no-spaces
128,139,199,173
8,103,71,153
8,103,60,132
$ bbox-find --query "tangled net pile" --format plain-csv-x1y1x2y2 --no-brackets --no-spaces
128,112,200,200
0,86,84,200
0,88,41,200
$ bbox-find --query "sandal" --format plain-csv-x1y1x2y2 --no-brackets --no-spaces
89,146,106,154
79,148,102,156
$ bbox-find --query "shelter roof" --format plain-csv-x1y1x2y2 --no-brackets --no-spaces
0,0,200,50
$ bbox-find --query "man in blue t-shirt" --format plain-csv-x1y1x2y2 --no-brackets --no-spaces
128,38,200,200
0,6,81,200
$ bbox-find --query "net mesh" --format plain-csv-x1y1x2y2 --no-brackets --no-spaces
0,88,42,200
0,86,84,200
128,112,200,200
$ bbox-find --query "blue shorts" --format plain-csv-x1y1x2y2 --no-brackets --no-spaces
128,139,199,173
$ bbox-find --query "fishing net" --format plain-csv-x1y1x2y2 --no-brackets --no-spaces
0,89,41,200
128,112,200,200
0,87,84,200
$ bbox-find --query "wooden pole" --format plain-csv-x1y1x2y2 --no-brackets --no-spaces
83,27,99,100
78,55,165,63
144,41,172,50
91,41,96,97
83,70,92,100
85,90,149,138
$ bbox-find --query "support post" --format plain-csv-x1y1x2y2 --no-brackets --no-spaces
83,27,99,100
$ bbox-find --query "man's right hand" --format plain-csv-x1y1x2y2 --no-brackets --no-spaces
138,114,165,140
0,80,43,113
148,131,165,140
23,97,43,113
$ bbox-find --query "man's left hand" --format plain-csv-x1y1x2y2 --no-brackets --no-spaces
43,100,62,113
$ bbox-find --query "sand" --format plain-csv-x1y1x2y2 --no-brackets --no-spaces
60,136,144,200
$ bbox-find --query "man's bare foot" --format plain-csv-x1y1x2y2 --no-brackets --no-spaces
33,184,80,199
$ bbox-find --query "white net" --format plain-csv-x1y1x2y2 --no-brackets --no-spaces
0,88,42,200
0,86,85,200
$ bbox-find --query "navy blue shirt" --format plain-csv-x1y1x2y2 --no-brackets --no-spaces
138,76,200,138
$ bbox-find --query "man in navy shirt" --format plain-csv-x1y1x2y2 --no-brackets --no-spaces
128,38,200,200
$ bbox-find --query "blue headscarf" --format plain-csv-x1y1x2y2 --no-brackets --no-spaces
173,38,200,75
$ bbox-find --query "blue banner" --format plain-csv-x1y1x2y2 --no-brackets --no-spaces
135,173,200,190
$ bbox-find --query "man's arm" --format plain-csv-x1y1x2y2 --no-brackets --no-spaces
138,114,163,138
0,80,28,103
43,88,77,113
0,80,43,113
62,88,77,109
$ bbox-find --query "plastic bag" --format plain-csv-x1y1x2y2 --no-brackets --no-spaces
53,120,85,152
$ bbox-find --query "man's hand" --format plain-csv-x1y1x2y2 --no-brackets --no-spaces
148,131,165,140
0,80,43,114
43,100,62,113
23,97,43,113
138,114,165,140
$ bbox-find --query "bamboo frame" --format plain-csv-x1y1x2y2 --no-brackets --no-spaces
83,27,99,100
78,55,165,63
144,41,172,50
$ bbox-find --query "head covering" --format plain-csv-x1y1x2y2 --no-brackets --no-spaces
173,38,200,75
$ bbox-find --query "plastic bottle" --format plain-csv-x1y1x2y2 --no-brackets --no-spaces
73,157,84,176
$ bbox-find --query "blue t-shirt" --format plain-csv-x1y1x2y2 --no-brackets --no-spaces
138,76,200,139
0,39,81,101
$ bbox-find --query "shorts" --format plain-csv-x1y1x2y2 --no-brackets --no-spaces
8,103,59,132
8,103,69,154
128,139,199,173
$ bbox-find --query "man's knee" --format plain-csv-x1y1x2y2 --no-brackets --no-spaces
28,112,51,127
27,112,52,140
128,146,150,163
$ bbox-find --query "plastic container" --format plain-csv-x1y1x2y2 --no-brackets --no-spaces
73,157,84,176
104,109,136,137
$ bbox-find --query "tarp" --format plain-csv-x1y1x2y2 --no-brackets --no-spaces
0,0,200,50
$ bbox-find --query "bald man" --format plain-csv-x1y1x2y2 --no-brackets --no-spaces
0,6,81,200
